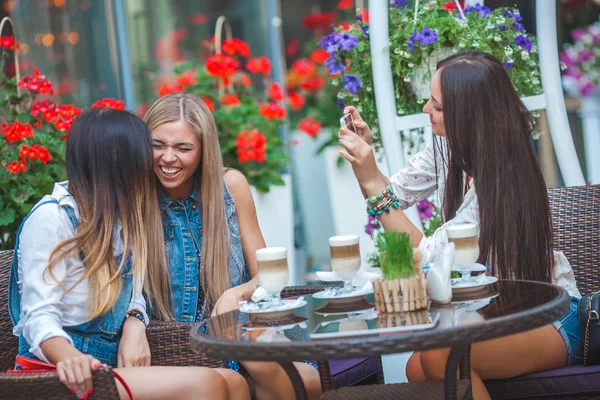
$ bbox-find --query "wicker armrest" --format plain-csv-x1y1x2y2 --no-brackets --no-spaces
281,284,342,298
147,320,225,368
0,365,119,400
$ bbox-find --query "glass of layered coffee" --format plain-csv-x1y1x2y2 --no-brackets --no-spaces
256,247,289,306
446,224,479,282
329,235,361,292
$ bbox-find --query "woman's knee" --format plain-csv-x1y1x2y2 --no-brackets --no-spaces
406,352,426,382
420,349,450,381
190,367,229,398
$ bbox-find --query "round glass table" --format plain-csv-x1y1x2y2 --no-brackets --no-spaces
190,280,570,400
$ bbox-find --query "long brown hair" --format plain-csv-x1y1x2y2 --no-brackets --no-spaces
45,108,173,320
436,50,553,283
144,93,230,313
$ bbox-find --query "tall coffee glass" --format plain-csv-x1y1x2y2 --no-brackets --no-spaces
256,247,289,306
329,235,361,292
446,224,479,282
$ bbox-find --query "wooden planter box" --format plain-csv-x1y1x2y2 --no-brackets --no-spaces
372,275,428,313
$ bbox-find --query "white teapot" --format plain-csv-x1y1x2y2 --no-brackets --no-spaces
426,243,454,304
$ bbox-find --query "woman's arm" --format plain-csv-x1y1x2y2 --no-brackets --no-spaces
211,169,265,316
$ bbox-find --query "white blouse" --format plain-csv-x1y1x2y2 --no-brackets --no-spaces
389,140,581,298
13,182,148,363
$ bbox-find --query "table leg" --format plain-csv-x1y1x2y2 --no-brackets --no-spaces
279,362,308,400
444,344,472,400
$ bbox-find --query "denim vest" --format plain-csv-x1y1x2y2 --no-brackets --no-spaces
159,183,249,322
8,199,134,367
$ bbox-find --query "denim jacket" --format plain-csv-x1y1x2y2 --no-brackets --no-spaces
159,183,249,322
8,199,134,367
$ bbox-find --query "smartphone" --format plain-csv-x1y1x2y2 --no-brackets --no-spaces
340,113,357,133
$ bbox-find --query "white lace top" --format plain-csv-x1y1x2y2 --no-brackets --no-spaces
389,140,581,298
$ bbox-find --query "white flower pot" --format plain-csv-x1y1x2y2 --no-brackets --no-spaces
410,48,455,100
250,174,298,284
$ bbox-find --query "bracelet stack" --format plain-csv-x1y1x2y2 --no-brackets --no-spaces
366,185,400,218
124,310,147,326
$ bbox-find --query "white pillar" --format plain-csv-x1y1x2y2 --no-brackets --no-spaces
579,96,600,184
368,0,422,230
536,0,586,186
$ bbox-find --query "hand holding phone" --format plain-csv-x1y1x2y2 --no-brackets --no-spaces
340,113,357,134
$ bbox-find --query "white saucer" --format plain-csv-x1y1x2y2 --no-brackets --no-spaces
451,263,488,273
312,286,374,304
238,299,307,317
451,276,498,293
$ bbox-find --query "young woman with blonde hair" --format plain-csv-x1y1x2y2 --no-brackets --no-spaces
144,92,321,400
9,108,249,400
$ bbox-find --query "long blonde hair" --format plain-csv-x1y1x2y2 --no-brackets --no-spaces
144,93,230,313
45,108,173,321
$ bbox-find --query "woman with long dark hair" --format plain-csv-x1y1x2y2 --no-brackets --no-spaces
9,108,249,399
338,51,581,399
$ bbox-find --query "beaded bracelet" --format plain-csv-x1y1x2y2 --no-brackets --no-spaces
124,310,147,326
366,185,400,217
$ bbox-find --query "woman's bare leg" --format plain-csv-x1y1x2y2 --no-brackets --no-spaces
214,367,252,400
113,366,229,400
241,361,322,400
418,324,568,400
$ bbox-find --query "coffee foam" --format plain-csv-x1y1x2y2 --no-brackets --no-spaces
256,247,287,261
329,235,359,247
446,224,477,239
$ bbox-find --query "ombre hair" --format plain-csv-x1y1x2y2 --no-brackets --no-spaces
45,108,173,320
144,92,230,313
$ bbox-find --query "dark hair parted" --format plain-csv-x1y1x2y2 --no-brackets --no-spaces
436,50,553,283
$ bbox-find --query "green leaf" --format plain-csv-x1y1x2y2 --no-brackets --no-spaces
0,208,16,226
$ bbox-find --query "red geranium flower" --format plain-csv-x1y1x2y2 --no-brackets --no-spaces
300,76,325,92
205,54,240,78
158,83,185,97
235,73,252,88
285,38,300,57
288,92,305,111
18,68,54,95
235,130,267,163
54,104,82,134
359,9,369,23
259,103,286,120
221,93,241,107
337,0,353,9
2,121,34,143
1,35,19,50
91,98,126,110
31,100,57,122
337,22,352,31
443,1,464,12
6,159,27,174
202,97,215,113
20,144,52,164
222,39,251,58
310,49,330,64
298,117,321,137
176,71,197,87
190,12,208,25
291,58,316,77
246,56,272,76
268,82,284,102
301,12,336,32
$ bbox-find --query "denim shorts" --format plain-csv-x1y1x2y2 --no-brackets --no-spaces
552,296,583,366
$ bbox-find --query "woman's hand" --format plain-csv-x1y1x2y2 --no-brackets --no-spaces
118,317,151,368
211,287,242,317
343,106,373,145
338,125,385,194
56,354,101,399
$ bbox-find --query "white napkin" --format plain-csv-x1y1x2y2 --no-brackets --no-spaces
316,271,381,286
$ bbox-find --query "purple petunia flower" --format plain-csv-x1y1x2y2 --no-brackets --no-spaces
407,29,417,52
504,60,514,70
513,22,525,32
325,57,346,75
578,49,594,63
580,80,595,96
389,0,406,8
343,74,362,94
464,3,492,18
319,33,339,54
361,24,370,38
337,99,345,110
417,199,434,220
559,51,575,67
502,10,523,22
364,215,380,238
515,35,533,52
417,26,438,45
337,33,359,51
571,28,585,42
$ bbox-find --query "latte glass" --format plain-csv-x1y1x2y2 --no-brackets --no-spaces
446,224,479,282
329,235,361,292
256,247,289,306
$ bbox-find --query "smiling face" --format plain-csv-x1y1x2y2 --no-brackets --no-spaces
151,119,201,200
422,69,446,137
